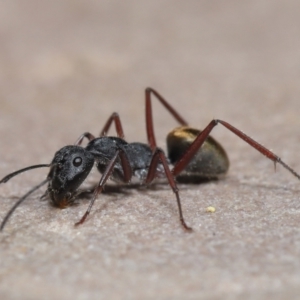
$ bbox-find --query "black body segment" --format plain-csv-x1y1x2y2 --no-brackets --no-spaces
167,126,229,181
47,146,95,208
85,137,154,182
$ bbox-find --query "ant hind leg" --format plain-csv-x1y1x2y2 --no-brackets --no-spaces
171,119,300,181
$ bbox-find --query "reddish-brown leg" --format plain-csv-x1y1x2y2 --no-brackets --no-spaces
74,112,125,146
99,112,125,138
75,148,132,226
143,90,300,229
74,132,95,146
145,88,188,150
172,119,300,180
145,148,192,231
144,88,193,230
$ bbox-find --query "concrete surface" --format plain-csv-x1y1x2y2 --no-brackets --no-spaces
1,1,300,299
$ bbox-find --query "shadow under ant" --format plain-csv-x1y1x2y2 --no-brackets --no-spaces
62,176,220,205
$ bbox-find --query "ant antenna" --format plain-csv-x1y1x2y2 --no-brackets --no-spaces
0,164,51,184
0,179,48,231
0,164,51,231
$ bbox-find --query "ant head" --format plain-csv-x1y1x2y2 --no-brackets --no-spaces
47,145,95,208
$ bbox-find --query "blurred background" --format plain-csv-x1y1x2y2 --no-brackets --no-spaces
1,1,300,299
1,0,299,163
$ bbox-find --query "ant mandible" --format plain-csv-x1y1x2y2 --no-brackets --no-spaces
1,88,300,231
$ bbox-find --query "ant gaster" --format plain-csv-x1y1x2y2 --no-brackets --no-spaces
1,88,300,231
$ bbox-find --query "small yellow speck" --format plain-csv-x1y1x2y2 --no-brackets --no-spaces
206,206,216,213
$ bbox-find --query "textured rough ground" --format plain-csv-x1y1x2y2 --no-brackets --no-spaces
0,1,300,299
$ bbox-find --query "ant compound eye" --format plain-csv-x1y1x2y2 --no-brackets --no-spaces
73,157,82,167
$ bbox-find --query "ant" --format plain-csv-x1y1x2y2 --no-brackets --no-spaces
1,88,300,232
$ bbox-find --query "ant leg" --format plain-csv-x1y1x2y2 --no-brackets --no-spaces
172,119,300,180
74,132,95,146
74,113,125,146
144,148,192,231
99,112,125,139
75,148,132,226
145,88,188,150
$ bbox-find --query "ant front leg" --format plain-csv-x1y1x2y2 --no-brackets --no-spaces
74,112,125,146
75,147,132,226
145,148,192,231
99,112,125,138
172,119,300,181
145,88,188,150
74,132,96,146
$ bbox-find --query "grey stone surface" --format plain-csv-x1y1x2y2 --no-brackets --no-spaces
0,1,300,299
